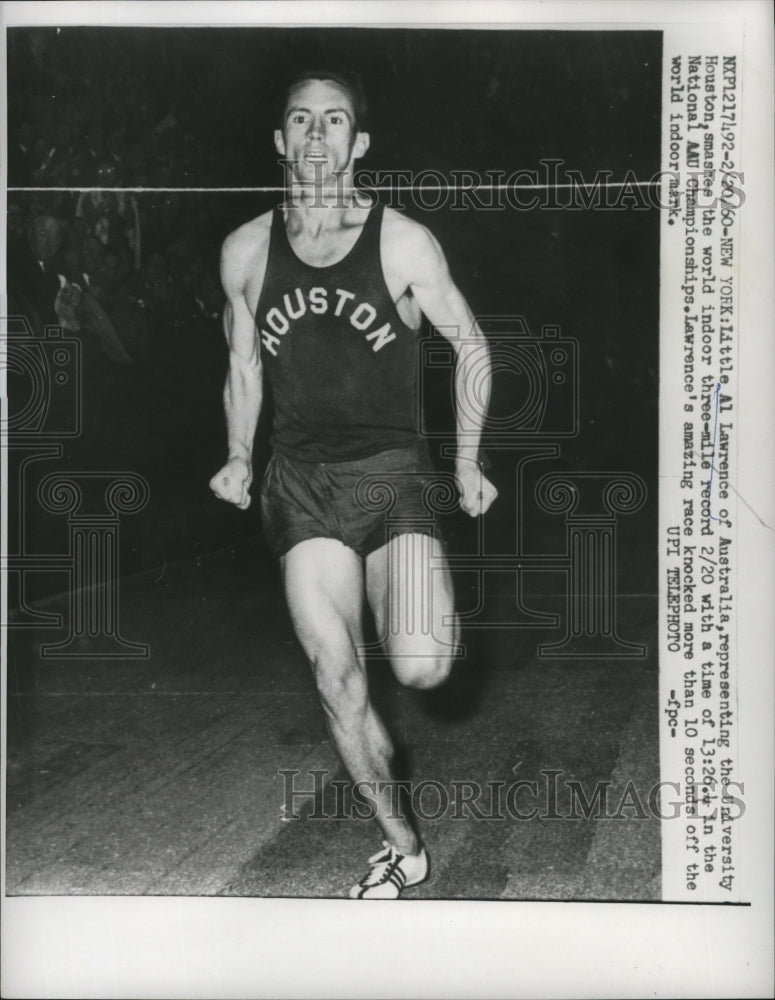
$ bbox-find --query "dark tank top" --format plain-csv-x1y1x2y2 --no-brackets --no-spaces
255,202,420,462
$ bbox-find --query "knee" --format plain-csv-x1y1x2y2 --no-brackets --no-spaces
394,653,452,691
310,646,367,720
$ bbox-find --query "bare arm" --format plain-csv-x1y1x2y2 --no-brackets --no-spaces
209,236,263,509
401,223,498,516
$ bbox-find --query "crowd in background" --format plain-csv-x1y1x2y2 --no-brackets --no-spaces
5,31,257,572
7,179,236,570
8,187,226,363
6,27,257,373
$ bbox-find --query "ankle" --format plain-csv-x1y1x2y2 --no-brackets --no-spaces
391,839,422,857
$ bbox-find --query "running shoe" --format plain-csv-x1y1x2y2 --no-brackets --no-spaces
349,840,429,899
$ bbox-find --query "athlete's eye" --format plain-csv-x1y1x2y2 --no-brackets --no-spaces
328,115,344,125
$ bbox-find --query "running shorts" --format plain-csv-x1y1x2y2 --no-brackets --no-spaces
259,440,443,558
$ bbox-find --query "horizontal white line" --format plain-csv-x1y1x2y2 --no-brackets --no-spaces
8,181,660,193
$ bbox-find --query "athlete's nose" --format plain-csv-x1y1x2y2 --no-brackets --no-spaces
306,117,324,140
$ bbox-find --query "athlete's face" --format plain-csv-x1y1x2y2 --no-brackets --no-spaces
275,79,370,186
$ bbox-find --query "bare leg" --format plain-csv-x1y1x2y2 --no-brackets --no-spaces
281,537,419,854
366,532,459,689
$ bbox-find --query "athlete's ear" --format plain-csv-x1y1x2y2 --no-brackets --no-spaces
352,131,370,161
274,129,286,157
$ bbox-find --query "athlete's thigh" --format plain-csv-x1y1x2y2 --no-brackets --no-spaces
281,537,366,663
364,531,456,658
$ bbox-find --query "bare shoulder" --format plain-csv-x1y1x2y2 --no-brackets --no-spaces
381,206,448,281
381,206,440,253
221,210,273,269
220,209,274,295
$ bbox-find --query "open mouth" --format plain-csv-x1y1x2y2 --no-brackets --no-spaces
303,150,328,162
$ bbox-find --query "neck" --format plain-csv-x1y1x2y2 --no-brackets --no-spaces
284,175,369,230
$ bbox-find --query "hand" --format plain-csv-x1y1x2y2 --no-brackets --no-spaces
210,457,252,510
54,279,82,332
456,463,498,517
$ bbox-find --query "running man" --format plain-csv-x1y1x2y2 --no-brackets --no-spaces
210,70,497,898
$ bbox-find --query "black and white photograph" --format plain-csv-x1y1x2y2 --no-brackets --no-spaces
2,2,772,997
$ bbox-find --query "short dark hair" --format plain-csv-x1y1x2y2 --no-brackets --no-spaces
27,213,61,234
279,69,368,131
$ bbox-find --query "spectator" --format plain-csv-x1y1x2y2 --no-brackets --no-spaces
7,213,68,333
75,162,141,268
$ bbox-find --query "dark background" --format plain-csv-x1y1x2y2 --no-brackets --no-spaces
7,27,660,184
6,26,661,604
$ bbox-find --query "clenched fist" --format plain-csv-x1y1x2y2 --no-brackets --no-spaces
210,457,252,510
456,462,498,517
